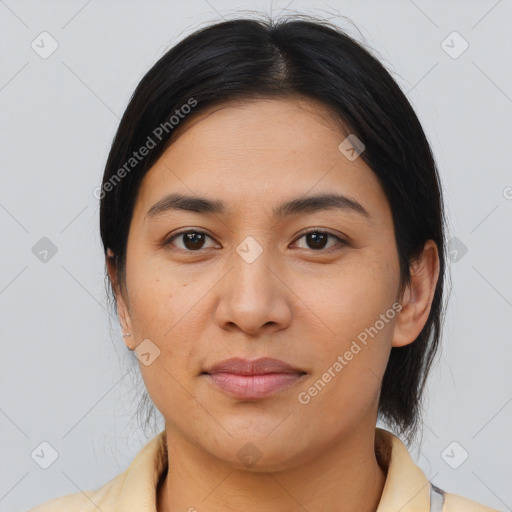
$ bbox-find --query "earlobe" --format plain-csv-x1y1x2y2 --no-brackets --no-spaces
116,291,132,333
106,248,133,347
392,240,440,348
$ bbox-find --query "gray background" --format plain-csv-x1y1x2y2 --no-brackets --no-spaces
1,1,511,511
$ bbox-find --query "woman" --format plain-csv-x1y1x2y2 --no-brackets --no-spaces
29,14,499,512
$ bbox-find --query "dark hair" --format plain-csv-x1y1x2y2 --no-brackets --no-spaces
100,13,448,444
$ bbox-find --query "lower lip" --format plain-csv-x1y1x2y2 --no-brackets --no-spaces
205,372,306,399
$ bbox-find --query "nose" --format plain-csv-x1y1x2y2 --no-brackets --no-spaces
214,246,293,336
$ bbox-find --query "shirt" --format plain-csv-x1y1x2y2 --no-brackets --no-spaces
27,427,499,511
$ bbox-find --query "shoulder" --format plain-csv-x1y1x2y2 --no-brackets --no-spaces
25,492,91,512
25,480,124,511
25,469,128,512
26,431,167,512
442,490,502,511
374,428,501,512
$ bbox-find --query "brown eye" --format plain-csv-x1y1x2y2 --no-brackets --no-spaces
293,230,347,251
165,230,218,251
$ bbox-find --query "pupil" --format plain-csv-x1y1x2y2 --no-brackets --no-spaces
308,232,327,250
184,232,204,250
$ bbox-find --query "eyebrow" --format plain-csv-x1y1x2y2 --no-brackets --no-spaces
145,192,371,221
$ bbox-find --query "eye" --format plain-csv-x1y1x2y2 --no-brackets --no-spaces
164,230,219,251
292,229,348,252
163,228,348,253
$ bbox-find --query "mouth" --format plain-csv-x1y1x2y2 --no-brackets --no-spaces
201,357,308,400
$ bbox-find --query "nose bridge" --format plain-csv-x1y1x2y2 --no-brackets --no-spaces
214,235,291,333
230,235,277,304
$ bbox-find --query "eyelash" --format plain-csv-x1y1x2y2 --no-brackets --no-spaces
163,228,348,253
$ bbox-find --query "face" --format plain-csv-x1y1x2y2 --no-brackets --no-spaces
110,97,424,471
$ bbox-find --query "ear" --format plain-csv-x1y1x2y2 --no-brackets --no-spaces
392,240,440,348
106,248,133,344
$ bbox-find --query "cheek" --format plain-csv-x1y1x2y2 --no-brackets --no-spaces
296,251,398,408
126,255,185,335
128,269,202,420
125,256,213,383
306,251,399,343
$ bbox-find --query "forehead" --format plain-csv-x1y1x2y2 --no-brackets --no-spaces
132,98,390,225
166,96,349,161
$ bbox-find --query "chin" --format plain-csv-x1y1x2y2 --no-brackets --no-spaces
205,435,312,473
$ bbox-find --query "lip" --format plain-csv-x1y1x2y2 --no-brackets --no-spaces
202,357,307,399
204,357,305,375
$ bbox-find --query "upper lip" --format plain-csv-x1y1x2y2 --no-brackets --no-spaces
203,357,306,376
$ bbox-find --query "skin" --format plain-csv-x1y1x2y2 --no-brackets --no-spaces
107,97,440,512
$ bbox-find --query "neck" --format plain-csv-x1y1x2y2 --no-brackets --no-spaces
157,422,387,512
